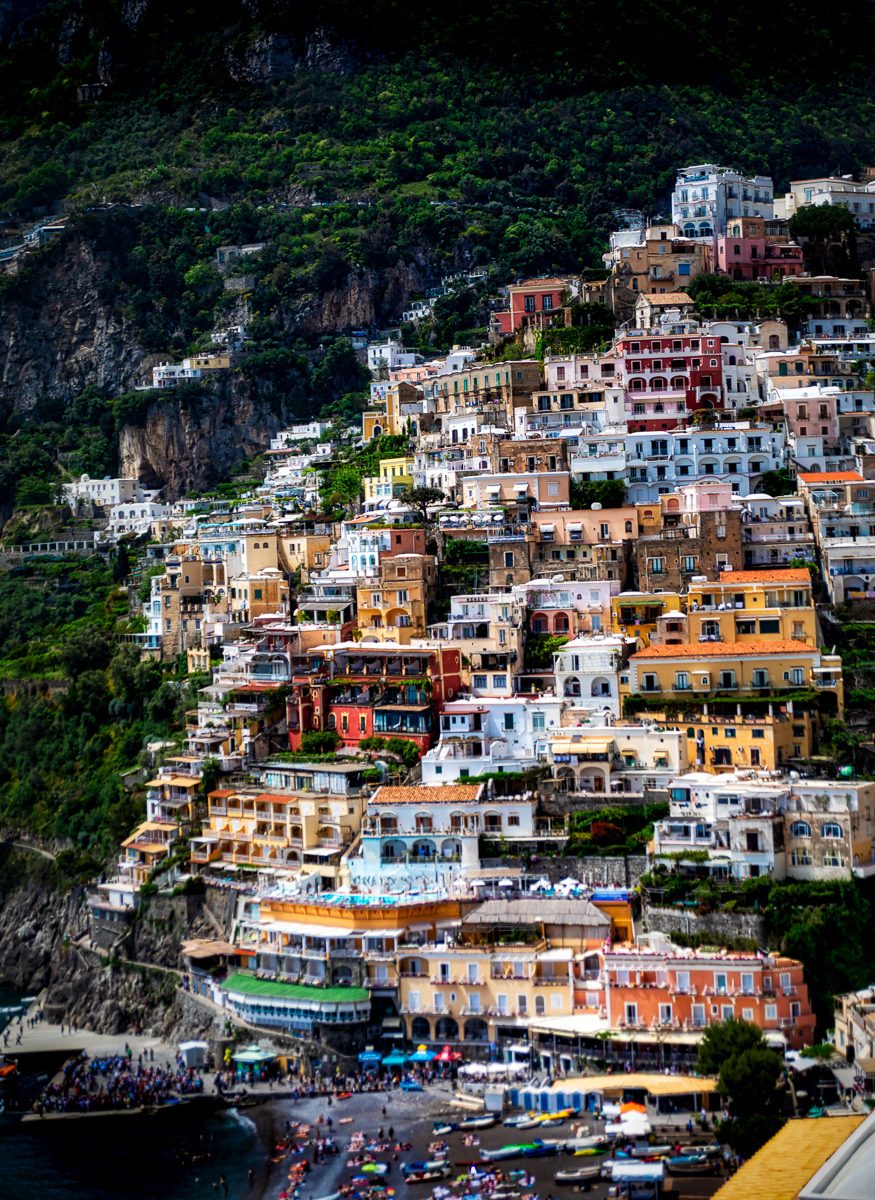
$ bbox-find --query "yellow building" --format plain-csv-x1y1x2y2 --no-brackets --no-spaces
623,640,843,713
187,647,210,674
228,568,289,622
119,820,179,886
355,554,436,644
687,568,815,638
397,898,610,1050
190,773,366,885
363,456,415,506
187,354,231,371
652,706,816,772
611,591,683,646
278,531,332,582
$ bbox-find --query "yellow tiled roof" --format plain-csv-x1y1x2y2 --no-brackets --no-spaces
713,1115,865,1200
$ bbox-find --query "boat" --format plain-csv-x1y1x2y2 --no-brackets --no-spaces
568,1137,610,1154
523,1140,563,1158
400,1081,422,1092
433,1122,459,1135
537,1115,567,1128
504,1115,541,1130
692,1143,723,1159
540,1108,577,1124
481,1144,537,1162
666,1155,719,1176
459,1116,497,1130
630,1144,673,1159
554,1166,603,1184
402,1167,450,1183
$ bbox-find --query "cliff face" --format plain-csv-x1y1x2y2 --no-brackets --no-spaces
0,234,148,415
284,259,429,336
118,380,282,495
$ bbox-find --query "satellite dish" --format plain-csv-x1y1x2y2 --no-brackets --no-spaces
591,502,602,510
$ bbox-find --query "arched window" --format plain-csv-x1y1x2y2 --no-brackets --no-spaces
822,823,843,839
651,377,666,391
631,378,644,391
700,375,712,387
729,355,736,365
625,520,633,532
671,376,687,388
643,510,654,520
534,995,546,1016
790,821,811,838
667,498,680,511
734,244,741,255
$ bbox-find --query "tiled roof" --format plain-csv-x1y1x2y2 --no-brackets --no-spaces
718,569,811,584
797,471,864,482
639,292,693,304
370,784,483,805
513,277,567,288
710,1115,865,1200
632,640,817,660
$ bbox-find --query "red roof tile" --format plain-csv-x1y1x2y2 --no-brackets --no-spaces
717,569,811,584
632,640,818,660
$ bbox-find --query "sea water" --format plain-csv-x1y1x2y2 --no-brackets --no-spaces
0,988,266,1200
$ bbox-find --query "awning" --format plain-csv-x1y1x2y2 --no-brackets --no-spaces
514,483,529,491
487,485,501,493
407,921,434,932
540,524,555,533
435,919,462,929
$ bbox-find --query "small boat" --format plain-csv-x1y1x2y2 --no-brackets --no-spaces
523,1140,562,1158
537,1115,567,1128
630,1144,672,1159
402,1167,449,1183
541,1108,578,1122
568,1136,610,1154
481,1144,536,1162
692,1143,723,1159
554,1166,603,1184
459,1116,497,1130
504,1115,541,1130
433,1122,459,1135
400,1081,422,1092
336,1092,353,1100
666,1155,718,1176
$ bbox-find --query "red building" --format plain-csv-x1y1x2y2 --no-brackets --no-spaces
492,277,568,335
616,328,726,432
715,216,803,282
287,643,462,753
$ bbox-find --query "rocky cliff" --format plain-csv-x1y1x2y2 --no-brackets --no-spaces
0,234,148,415
118,380,283,494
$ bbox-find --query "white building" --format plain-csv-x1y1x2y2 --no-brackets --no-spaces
420,695,563,783
107,500,172,536
775,177,875,229
271,422,332,447
672,164,775,236
63,474,159,507
739,493,815,567
552,635,634,719
625,425,785,503
548,723,688,795
367,339,422,375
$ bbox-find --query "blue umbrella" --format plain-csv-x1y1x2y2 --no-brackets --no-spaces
408,1048,436,1062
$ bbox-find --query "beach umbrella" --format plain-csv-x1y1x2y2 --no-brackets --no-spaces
382,1051,408,1065
408,1047,437,1062
497,878,515,887
620,1101,647,1114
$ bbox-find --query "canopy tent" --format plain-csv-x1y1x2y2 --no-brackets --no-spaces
178,1040,209,1068
232,1044,276,1064
381,1051,409,1066
408,1046,437,1062
435,1045,463,1063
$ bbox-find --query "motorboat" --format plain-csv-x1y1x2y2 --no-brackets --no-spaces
523,1140,563,1158
481,1144,537,1162
554,1165,603,1184
537,1115,567,1128
433,1122,459,1135
459,1115,497,1130
504,1114,541,1130
402,1162,447,1175
567,1136,610,1153
630,1144,673,1159
666,1155,719,1175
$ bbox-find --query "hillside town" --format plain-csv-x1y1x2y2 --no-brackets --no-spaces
7,163,875,1190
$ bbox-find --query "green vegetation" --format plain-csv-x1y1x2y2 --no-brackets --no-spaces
698,1019,786,1158
565,803,668,857
569,480,627,510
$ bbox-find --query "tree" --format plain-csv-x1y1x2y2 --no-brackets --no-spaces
569,479,626,510
299,729,341,755
60,624,112,679
112,543,131,583
760,468,795,498
698,1018,785,1157
401,485,446,524
698,1017,771,1076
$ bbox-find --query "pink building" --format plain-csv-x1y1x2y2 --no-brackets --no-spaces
715,217,803,281
492,277,568,335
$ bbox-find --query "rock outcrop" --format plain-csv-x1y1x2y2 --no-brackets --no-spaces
0,235,147,415
118,380,282,495
226,27,359,84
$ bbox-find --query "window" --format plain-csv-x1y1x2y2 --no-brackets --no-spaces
765,1004,777,1021
752,669,769,687
534,995,546,1016
650,557,664,574
791,821,811,838
822,823,843,839
524,296,535,312
532,712,545,732
759,619,780,633
683,556,696,573
659,1003,672,1024
503,713,515,731
493,675,507,689
472,675,487,689
675,672,691,691
741,973,754,995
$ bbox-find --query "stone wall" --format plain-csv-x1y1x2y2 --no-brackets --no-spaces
644,904,766,945
480,856,647,886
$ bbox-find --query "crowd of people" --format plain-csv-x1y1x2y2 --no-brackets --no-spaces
35,1049,205,1114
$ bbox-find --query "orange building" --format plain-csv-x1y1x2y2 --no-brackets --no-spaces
606,944,815,1050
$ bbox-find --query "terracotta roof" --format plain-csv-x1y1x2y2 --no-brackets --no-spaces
797,471,864,483
370,784,483,805
638,292,693,304
718,569,811,584
512,277,567,289
632,640,818,660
